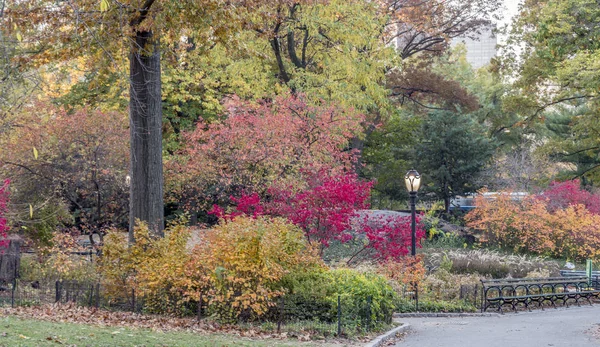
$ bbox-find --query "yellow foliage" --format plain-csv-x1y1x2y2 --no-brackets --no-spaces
99,220,191,314
184,216,323,322
27,232,97,282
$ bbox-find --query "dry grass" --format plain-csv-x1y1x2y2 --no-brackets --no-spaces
426,249,560,279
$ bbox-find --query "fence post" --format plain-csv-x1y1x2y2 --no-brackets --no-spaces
95,283,100,308
11,261,17,308
366,296,372,332
88,284,94,307
415,283,419,312
337,295,342,336
55,281,61,303
480,282,485,313
197,292,203,322
277,296,284,334
11,278,16,308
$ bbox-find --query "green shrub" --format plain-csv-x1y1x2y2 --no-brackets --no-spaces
282,268,398,332
423,233,466,249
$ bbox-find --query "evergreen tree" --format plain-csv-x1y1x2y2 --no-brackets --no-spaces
415,110,496,212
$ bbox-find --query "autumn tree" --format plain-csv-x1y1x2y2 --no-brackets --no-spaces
0,104,129,246
383,0,501,59
383,0,502,112
4,0,319,240
504,0,600,182
209,173,426,262
167,94,363,216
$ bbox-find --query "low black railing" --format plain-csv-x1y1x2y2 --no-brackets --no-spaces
481,276,600,312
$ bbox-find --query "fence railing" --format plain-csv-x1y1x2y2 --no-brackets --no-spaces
397,283,482,311
0,279,386,336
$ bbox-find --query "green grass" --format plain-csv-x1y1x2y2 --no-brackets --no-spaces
0,316,345,347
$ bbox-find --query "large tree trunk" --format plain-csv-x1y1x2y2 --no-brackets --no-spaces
128,29,164,241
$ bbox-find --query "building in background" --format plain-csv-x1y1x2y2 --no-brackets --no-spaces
452,24,497,69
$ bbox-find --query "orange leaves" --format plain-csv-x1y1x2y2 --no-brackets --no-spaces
378,255,426,287
465,190,600,261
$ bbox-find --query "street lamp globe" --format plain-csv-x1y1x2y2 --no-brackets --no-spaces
404,169,421,193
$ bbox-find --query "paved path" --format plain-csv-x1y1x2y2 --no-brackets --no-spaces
394,306,600,347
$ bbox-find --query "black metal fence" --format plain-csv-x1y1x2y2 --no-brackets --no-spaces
0,279,385,336
397,283,482,312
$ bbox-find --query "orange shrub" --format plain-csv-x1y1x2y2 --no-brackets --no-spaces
183,216,322,322
465,191,600,261
553,205,600,260
378,255,426,287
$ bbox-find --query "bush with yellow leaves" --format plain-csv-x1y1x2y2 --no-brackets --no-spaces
183,216,323,323
99,220,191,315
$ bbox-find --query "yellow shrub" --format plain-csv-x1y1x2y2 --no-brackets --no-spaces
183,216,323,322
99,221,191,314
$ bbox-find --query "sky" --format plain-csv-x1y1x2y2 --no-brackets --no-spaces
501,0,522,27
498,0,522,43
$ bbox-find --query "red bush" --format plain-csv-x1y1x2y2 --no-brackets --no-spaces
540,180,600,214
210,171,426,261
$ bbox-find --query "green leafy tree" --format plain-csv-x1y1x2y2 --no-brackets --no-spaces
505,0,600,182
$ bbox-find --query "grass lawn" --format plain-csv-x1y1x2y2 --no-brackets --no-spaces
0,316,348,347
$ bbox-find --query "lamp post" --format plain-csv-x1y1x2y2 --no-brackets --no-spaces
404,169,421,256
405,169,421,312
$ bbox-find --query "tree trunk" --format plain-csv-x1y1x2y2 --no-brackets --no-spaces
128,29,164,241
443,180,450,214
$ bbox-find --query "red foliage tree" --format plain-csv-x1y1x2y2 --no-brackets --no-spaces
210,171,425,261
0,103,129,245
267,171,372,248
167,94,364,214
539,180,600,214
357,213,425,262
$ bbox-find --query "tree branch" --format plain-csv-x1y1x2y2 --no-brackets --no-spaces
130,0,157,27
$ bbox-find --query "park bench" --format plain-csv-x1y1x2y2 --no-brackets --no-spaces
481,276,600,313
560,270,600,278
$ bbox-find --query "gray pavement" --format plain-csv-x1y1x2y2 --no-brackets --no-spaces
394,306,600,347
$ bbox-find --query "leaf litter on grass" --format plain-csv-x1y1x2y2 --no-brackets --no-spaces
0,303,362,346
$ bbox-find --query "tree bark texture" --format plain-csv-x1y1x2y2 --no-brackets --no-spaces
128,29,164,241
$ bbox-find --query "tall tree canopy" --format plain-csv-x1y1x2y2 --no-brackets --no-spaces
506,0,600,183
4,0,314,239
